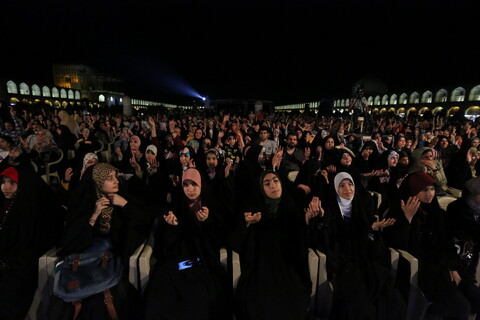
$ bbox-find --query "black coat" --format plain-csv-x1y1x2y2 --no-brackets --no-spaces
0,166,65,320
229,187,311,320
143,186,229,320
47,166,154,320
310,191,400,320
446,198,480,282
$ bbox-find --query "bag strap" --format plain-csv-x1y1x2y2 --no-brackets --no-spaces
72,301,81,320
101,252,109,268
72,255,80,272
103,289,119,320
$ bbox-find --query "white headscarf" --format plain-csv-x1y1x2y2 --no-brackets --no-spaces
334,172,355,220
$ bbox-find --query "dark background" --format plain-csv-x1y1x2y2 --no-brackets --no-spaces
0,0,478,105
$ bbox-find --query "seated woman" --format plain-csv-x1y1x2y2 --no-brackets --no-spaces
230,170,322,320
384,171,475,319
74,128,101,167
143,167,229,320
310,172,404,320
446,177,480,315
61,152,99,200
0,166,65,319
47,163,154,320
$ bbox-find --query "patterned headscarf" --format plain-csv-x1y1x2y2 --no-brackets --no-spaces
82,152,98,172
92,163,117,233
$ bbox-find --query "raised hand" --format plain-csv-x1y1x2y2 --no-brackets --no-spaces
164,211,179,226
196,206,209,222
244,212,262,227
401,196,420,223
371,215,396,230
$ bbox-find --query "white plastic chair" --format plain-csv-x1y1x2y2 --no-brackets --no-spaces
396,249,431,320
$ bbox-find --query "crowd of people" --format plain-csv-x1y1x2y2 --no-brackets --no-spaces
0,102,479,319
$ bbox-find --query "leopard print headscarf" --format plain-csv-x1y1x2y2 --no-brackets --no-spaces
92,163,117,233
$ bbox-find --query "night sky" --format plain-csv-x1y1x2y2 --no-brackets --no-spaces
1,0,478,105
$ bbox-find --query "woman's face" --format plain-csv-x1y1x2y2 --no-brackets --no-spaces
183,180,201,200
102,171,119,194
262,173,282,199
388,155,398,167
416,186,435,203
337,179,354,200
1,177,17,199
82,130,89,139
206,153,218,168
179,148,190,167
421,151,434,161
84,157,98,169
130,137,140,150
145,151,156,163
340,153,352,166
325,138,335,150
194,129,203,140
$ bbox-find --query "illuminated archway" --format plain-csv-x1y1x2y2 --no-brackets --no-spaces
409,92,419,104
380,108,387,115
7,81,18,94
399,93,408,104
433,106,443,115
465,106,480,120
9,97,19,105
447,106,460,117
451,87,465,102
419,107,430,115
397,107,406,116
469,85,480,101
407,107,417,117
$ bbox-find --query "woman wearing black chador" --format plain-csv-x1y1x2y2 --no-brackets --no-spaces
143,167,229,320
309,172,405,320
0,166,65,320
230,170,322,320
47,162,154,320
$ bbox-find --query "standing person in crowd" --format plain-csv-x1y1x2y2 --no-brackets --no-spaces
348,87,369,133
446,177,480,316
143,167,229,320
0,106,24,144
0,166,65,320
384,171,476,319
279,132,309,184
48,163,154,320
230,170,322,320
58,110,80,138
310,172,403,320
74,128,101,166
257,126,278,161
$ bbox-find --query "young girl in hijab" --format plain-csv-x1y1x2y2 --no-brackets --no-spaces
143,167,229,320
310,172,403,320
47,163,153,320
230,170,322,320
0,166,65,319
384,171,475,319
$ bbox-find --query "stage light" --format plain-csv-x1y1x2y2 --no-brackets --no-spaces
201,97,206,101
